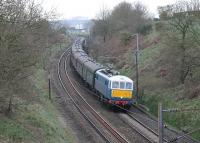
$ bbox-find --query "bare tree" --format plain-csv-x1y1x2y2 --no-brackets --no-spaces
160,0,200,84
92,6,111,42
0,0,60,112
110,1,148,33
91,1,149,42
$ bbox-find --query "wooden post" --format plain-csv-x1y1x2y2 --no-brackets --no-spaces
136,33,139,99
48,73,51,100
158,103,163,143
8,95,13,112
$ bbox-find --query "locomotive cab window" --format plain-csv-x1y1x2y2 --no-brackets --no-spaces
120,82,125,89
95,75,98,80
126,82,132,89
112,81,119,89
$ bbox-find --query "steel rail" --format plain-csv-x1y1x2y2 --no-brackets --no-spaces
64,49,129,143
64,39,199,143
58,48,129,143
132,104,200,143
57,48,111,143
66,62,165,143
126,112,168,143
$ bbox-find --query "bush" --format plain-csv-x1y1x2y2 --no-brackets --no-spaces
137,24,152,35
120,32,132,45
155,22,164,31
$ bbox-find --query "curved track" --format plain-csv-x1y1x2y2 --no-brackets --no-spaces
57,48,129,143
57,46,199,143
64,53,199,143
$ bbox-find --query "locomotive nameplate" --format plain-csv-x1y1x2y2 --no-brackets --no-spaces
112,90,132,98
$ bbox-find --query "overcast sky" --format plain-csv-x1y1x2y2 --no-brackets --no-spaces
39,0,178,19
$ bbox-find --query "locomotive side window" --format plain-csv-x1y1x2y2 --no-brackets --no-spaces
105,80,108,85
120,82,125,89
112,81,119,89
126,82,132,89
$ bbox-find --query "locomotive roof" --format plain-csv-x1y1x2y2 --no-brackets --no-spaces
110,75,133,83
96,69,133,83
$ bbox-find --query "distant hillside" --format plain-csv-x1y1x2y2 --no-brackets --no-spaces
59,17,91,29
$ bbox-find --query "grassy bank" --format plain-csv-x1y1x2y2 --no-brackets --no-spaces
121,39,200,140
0,43,75,143
140,87,200,140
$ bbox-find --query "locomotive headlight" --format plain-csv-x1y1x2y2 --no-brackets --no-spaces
121,97,122,99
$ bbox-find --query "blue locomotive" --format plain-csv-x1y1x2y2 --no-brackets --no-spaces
70,37,136,108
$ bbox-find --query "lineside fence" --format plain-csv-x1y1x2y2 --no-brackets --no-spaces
158,103,200,143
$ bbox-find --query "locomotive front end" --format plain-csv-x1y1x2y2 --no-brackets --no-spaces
109,75,135,106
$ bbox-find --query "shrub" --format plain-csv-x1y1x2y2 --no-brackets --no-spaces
120,32,132,45
137,24,152,35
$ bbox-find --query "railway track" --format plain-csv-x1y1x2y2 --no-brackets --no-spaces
65,62,166,142
67,60,199,143
57,48,129,143
57,46,199,143
64,57,168,142
129,105,200,143
121,112,168,143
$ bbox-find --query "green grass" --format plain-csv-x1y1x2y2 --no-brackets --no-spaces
118,30,200,140
0,119,30,142
25,44,74,143
138,37,200,140
139,44,162,67
120,67,133,77
27,74,74,142
141,88,200,140
0,43,75,143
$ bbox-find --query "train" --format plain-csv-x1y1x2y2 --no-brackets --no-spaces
70,37,136,108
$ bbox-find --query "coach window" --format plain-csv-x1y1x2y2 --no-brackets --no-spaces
112,81,119,89
120,82,125,89
126,82,132,89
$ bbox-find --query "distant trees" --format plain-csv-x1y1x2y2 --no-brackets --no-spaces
159,0,200,84
0,0,64,112
92,6,111,42
91,2,150,42
110,2,134,32
111,1,149,33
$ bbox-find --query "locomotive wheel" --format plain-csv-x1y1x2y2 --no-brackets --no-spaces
125,105,131,110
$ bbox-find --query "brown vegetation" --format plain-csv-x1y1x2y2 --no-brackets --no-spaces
0,0,66,113
159,0,200,85
91,1,151,43
90,0,200,99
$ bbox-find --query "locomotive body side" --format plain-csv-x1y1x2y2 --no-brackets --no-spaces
94,70,110,99
83,60,103,88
